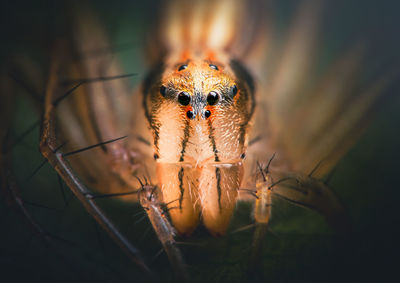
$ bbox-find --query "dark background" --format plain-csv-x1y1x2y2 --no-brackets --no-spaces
1,0,399,282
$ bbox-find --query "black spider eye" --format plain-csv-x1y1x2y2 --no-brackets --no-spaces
186,111,194,119
178,92,191,106
231,85,238,97
160,85,167,97
178,64,188,71
209,64,219,70
207,91,219,105
204,110,211,118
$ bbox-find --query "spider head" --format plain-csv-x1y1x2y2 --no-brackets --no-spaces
159,59,239,121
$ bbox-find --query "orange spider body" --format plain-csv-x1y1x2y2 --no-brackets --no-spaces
142,50,255,235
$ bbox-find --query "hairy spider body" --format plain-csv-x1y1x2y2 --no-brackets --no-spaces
141,54,255,235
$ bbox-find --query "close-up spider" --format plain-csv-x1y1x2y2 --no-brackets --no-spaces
1,0,399,282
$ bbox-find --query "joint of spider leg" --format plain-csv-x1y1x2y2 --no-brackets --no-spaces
84,193,95,200
51,141,68,154
149,186,158,201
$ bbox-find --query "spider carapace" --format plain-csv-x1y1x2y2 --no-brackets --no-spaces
142,51,255,235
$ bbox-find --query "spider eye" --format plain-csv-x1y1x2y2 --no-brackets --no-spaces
160,85,167,97
207,91,219,105
186,110,194,119
178,92,191,106
178,64,188,71
204,110,211,118
230,85,238,98
209,64,219,70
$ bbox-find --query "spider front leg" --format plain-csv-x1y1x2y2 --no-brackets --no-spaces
270,171,352,234
247,160,274,279
246,154,351,279
39,58,152,276
138,182,190,283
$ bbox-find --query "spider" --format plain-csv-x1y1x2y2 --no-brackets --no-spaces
1,0,398,282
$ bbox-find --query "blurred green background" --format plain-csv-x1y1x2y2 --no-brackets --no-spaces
1,0,399,282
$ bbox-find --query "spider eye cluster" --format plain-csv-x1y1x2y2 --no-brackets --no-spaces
160,81,238,119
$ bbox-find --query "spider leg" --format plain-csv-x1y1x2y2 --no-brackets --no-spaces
39,54,152,276
270,171,351,234
0,72,81,274
246,161,273,281
0,73,45,237
139,183,190,283
247,153,351,279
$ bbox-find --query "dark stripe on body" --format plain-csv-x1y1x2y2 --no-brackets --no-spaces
238,123,247,146
230,59,256,146
207,120,220,162
216,167,222,211
178,167,184,209
207,118,222,209
142,62,165,155
179,120,191,162
142,62,165,123
230,59,255,102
